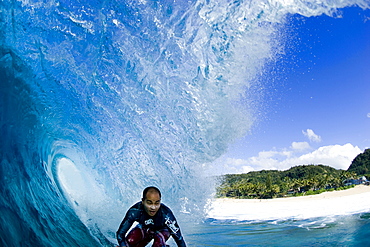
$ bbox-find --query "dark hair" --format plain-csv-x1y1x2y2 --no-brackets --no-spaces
142,186,161,200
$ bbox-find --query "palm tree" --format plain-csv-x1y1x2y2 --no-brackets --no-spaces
254,182,266,199
291,178,302,193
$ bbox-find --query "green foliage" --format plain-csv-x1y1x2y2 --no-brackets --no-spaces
216,162,367,199
282,164,340,179
217,149,370,199
347,149,370,175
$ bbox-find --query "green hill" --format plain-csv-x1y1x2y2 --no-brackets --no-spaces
347,148,370,176
216,149,370,199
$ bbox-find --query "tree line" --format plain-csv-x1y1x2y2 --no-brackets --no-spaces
216,149,370,199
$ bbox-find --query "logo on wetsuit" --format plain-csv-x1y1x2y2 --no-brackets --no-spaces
145,219,154,225
165,218,179,233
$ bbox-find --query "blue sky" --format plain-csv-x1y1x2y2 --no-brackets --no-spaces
207,6,370,175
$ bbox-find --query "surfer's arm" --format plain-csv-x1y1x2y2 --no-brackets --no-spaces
163,207,187,247
171,226,186,247
116,208,139,246
116,217,132,246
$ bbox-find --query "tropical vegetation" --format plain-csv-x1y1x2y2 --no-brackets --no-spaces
347,148,370,177
216,148,370,199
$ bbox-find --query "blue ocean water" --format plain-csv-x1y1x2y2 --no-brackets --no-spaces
188,214,370,246
1,0,369,246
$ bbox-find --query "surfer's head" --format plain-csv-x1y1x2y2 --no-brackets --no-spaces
142,186,161,217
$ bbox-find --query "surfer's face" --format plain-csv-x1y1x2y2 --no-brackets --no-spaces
143,190,161,217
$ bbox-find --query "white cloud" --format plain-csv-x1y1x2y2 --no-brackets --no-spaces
291,141,311,151
207,143,363,175
241,165,255,174
302,129,322,143
262,143,361,170
367,113,370,118
204,157,256,176
293,144,362,170
247,149,292,170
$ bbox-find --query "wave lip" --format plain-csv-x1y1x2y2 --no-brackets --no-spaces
207,185,370,222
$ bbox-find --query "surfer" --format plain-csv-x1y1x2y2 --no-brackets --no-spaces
116,186,187,247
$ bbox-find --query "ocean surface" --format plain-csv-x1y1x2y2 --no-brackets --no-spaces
1,0,369,246
186,214,370,246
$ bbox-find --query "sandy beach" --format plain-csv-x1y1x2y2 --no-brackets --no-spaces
207,185,370,221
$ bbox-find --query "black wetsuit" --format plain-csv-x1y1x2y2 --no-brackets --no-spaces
116,202,186,247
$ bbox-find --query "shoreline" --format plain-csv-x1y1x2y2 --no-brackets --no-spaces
207,185,370,221
218,184,370,202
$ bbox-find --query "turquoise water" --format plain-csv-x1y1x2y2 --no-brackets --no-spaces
0,1,369,246
185,214,370,246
